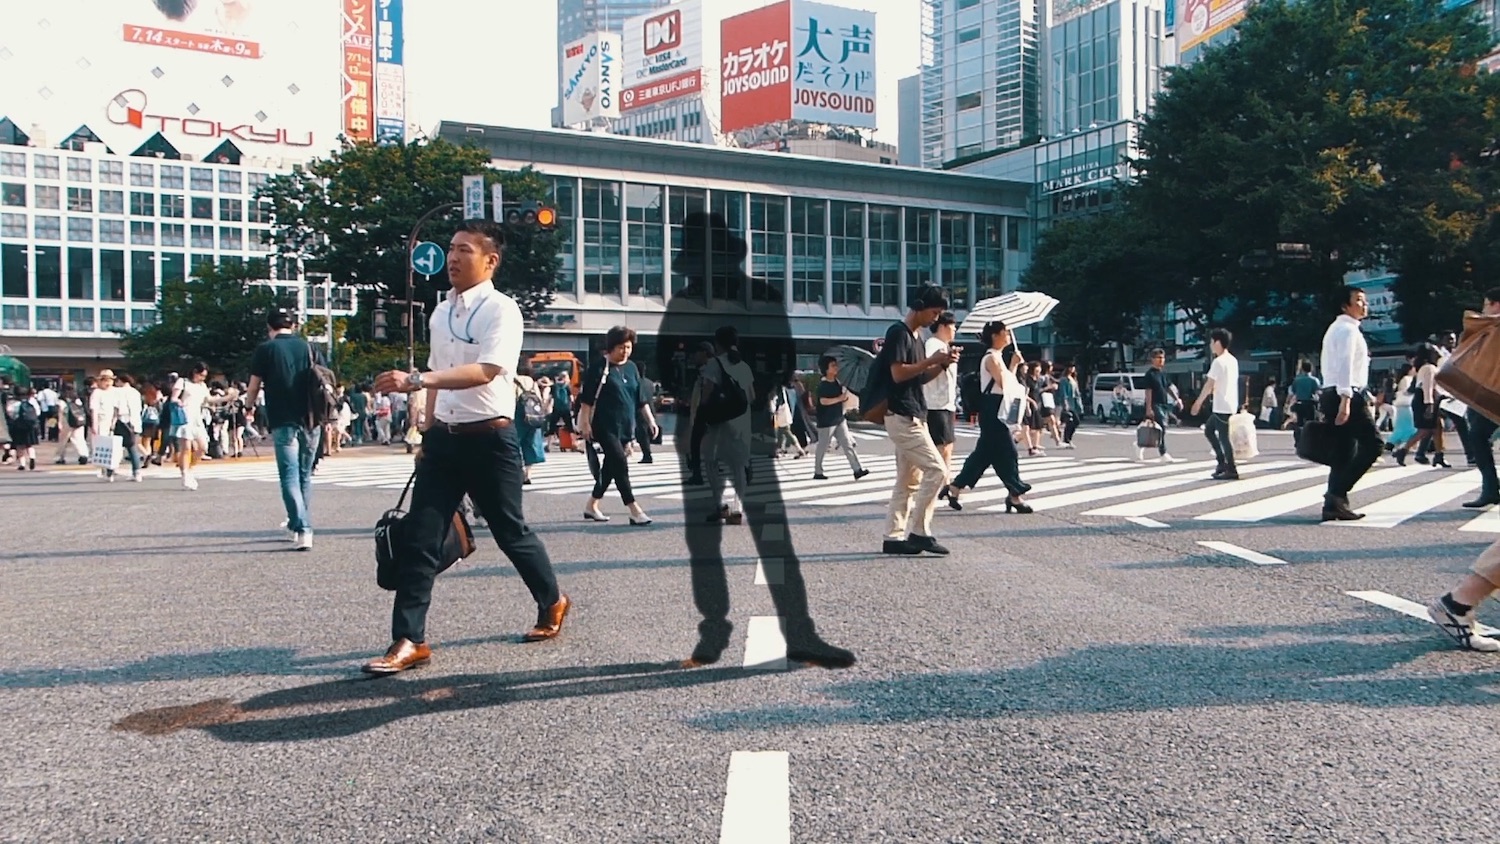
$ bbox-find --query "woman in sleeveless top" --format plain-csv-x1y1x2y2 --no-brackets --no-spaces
1393,344,1449,467
944,320,1032,513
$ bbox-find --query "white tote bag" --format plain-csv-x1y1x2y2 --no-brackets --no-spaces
90,433,124,470
1229,411,1259,461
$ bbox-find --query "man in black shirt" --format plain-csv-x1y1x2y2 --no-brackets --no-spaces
875,285,960,555
245,307,320,550
1142,348,1177,463
812,355,868,480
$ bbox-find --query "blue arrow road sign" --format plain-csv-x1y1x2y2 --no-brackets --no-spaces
411,241,445,277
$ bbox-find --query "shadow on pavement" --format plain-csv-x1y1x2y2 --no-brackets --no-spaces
113,660,766,742
684,638,1500,733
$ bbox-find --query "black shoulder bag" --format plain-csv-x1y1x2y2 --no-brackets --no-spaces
375,469,477,591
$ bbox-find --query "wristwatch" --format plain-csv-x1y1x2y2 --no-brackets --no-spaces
404,371,424,391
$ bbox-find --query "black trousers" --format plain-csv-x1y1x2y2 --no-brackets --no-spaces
952,394,1029,496
1468,408,1499,495
1204,412,1236,474
1319,389,1383,499
590,431,636,505
392,424,559,644
1062,410,1080,444
687,413,708,476
635,409,654,459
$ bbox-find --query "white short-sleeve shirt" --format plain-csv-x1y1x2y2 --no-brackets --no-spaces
1208,351,1240,415
922,336,957,411
427,281,523,424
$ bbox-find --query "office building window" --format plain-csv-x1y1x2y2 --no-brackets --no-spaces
67,158,92,183
130,191,155,216
190,168,214,191
0,213,24,238
100,190,124,214
831,201,864,306
35,216,61,241
161,194,184,218
67,188,93,212
100,219,125,243
0,152,25,177
248,172,270,193
219,226,243,250
34,246,60,298
161,223,185,247
869,205,900,307
67,217,92,242
68,247,94,299
219,171,241,194
101,307,126,332
955,91,982,111
36,305,62,330
624,183,664,298
1,183,24,206
130,162,155,187
132,308,157,327
666,186,707,295
100,250,125,300
1,304,28,330
131,251,156,302
34,155,60,180
248,199,271,223
709,190,747,301
1,243,27,297
161,252,185,287
35,185,60,210
905,208,935,304
160,165,184,189
191,197,213,219
790,198,826,306
939,212,970,309
69,306,94,331
975,215,1006,300
220,199,243,221
99,160,123,184
130,220,155,245
581,179,622,296
548,176,576,292
190,225,214,249
749,194,787,303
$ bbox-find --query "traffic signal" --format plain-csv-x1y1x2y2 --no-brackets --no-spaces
373,297,388,341
502,200,559,231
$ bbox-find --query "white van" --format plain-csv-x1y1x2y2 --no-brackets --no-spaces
1090,372,1148,422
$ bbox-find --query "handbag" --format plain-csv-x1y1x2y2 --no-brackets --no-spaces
699,356,750,426
1229,410,1259,460
1136,419,1162,449
1437,310,1500,424
89,433,124,469
375,470,477,591
1296,420,1341,466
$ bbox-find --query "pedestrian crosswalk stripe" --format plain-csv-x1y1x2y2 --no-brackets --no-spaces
1460,506,1500,533
1326,470,1478,529
997,460,1296,513
1347,590,1500,636
1085,464,1331,518
1194,465,1418,523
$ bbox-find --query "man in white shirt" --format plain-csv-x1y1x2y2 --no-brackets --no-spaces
1317,285,1381,521
1190,328,1240,480
369,220,569,675
35,384,58,442
923,311,960,487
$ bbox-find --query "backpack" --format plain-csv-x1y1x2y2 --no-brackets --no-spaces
517,383,546,428
66,400,84,429
142,403,160,427
16,399,38,425
697,356,750,426
304,344,339,426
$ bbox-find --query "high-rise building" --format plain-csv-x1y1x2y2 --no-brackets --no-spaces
555,0,672,126
1046,0,1165,136
920,0,1043,169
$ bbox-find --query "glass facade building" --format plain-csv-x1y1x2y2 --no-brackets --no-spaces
921,0,1044,168
1047,0,1164,136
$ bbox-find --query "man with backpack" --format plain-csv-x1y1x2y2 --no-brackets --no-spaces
245,307,323,551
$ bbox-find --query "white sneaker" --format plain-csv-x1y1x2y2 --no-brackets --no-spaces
182,475,198,491
1162,453,1178,463
1428,599,1500,652
1136,448,1148,462
294,531,313,551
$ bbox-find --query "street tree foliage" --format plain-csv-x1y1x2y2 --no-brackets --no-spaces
257,138,563,344
119,259,293,379
1030,0,1500,355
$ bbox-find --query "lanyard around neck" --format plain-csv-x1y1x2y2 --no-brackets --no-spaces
448,293,488,345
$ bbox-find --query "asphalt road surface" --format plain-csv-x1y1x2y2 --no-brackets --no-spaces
4,419,1499,842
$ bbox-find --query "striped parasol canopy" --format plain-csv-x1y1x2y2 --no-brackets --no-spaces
958,291,1060,334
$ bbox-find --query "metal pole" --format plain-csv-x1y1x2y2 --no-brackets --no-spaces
406,201,461,372
325,274,333,363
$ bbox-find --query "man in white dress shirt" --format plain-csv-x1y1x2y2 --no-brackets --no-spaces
1317,285,1382,521
923,311,960,488
368,220,569,675
1190,328,1240,480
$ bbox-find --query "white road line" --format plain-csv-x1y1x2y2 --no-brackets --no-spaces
1008,461,1293,513
719,751,791,844
1085,464,1329,518
742,616,788,670
1126,516,1169,528
1328,471,1479,529
1196,540,1288,566
958,459,1223,509
1460,506,1500,533
1195,465,1419,522
1347,590,1500,636
753,558,784,585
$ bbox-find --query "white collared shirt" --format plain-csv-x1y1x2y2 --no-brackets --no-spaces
1319,314,1370,397
427,280,523,424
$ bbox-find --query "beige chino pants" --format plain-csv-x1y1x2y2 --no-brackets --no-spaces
882,413,946,541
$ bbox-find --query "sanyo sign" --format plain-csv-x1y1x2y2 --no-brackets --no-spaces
561,32,621,124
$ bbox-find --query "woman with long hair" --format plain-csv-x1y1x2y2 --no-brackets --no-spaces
1394,345,1449,467
578,326,658,525
944,321,1032,513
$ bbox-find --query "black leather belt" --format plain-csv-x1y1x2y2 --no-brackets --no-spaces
434,417,511,435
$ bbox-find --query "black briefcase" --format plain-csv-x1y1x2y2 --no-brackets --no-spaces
1295,421,1341,467
375,470,477,591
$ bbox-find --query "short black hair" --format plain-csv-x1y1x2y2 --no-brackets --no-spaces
267,306,297,330
455,219,506,252
191,361,209,376
932,311,957,329
910,284,949,312
604,325,636,351
1300,360,1313,373
1338,285,1363,310
714,325,739,350
980,320,1008,348
1209,328,1232,349
819,354,837,375
1486,287,1500,305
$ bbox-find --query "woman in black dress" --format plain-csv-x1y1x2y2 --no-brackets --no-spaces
7,386,42,471
578,326,659,525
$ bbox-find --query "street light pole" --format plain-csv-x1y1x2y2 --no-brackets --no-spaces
406,202,461,372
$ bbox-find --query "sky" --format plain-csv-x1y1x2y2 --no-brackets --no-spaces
401,0,922,146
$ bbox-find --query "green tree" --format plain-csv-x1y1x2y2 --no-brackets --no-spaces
258,138,563,345
119,260,293,378
1131,0,1500,352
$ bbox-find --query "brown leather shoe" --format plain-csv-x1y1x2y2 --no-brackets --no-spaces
522,594,571,642
361,638,432,675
